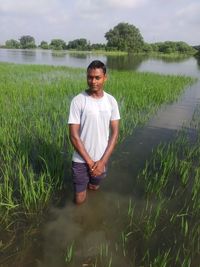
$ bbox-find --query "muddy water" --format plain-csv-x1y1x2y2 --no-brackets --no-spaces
1,53,200,266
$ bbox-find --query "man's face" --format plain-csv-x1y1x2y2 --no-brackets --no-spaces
87,68,107,92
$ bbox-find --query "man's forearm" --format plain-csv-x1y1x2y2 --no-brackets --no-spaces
91,130,118,177
70,135,94,167
100,131,118,164
101,119,119,164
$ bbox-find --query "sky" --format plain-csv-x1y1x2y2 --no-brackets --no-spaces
0,0,200,46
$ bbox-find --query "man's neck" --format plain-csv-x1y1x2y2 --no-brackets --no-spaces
86,89,104,99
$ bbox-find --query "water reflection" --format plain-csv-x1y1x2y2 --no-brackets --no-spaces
20,49,37,62
195,54,200,70
138,56,200,77
106,54,146,71
51,51,67,57
68,52,88,59
0,49,106,68
0,49,199,77
149,54,191,63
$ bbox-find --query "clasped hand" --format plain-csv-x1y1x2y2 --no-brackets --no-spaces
89,160,105,177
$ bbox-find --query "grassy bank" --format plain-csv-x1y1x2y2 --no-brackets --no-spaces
38,48,195,58
65,49,196,58
0,62,195,264
67,49,128,56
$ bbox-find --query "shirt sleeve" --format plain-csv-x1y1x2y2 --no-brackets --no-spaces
68,97,81,124
111,97,120,121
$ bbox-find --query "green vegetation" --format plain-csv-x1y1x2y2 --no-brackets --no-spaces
2,22,198,56
67,38,90,51
150,41,196,55
0,62,195,265
104,22,144,52
65,241,75,263
130,105,200,266
49,39,66,50
39,40,49,49
5,39,20,49
19,35,36,49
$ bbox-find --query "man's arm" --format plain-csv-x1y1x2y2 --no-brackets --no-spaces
91,119,119,177
69,124,95,170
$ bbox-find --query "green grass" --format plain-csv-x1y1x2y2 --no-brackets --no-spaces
67,49,128,56
107,70,195,141
0,62,195,265
80,105,200,267
130,104,200,266
65,49,196,57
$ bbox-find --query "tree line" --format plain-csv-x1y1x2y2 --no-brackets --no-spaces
1,22,198,55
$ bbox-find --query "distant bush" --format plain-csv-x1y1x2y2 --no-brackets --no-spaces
150,41,196,55
39,41,49,49
5,39,21,49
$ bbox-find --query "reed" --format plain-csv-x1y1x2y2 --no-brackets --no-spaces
65,241,75,263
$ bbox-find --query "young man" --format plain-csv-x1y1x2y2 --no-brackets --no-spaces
68,60,120,204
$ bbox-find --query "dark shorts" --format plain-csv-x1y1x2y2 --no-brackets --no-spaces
72,161,107,193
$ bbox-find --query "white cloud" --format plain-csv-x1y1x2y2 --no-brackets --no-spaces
76,0,146,15
176,2,200,24
0,0,69,26
0,0,60,15
0,0,199,45
0,0,70,43
106,0,146,8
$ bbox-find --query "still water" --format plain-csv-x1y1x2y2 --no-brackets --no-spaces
0,48,199,77
1,49,200,266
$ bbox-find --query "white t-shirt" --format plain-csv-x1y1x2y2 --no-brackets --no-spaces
68,91,120,163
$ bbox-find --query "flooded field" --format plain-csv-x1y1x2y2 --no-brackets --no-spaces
0,51,200,266
37,84,200,267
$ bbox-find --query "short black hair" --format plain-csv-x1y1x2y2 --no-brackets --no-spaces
87,60,106,74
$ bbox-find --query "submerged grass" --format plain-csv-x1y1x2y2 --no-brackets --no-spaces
0,62,195,265
79,102,200,266
130,104,200,266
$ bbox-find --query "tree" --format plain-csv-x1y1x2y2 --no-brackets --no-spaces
176,41,196,54
193,45,200,52
90,43,106,50
39,41,49,49
67,38,90,50
5,39,20,49
105,22,144,52
158,41,176,53
19,35,36,49
193,45,200,57
142,43,153,53
151,41,196,55
50,39,66,50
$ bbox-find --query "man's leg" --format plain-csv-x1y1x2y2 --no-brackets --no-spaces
72,162,89,204
88,183,100,190
75,190,87,204
88,170,107,191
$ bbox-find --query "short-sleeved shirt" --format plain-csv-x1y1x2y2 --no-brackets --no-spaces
68,91,120,163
